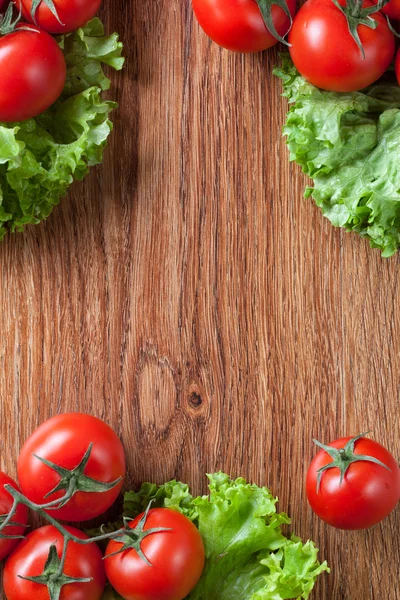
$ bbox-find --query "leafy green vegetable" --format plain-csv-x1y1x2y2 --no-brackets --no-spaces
275,54,400,257
100,473,328,600
0,18,123,239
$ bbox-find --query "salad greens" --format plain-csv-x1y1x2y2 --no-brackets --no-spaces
275,54,400,257
0,18,123,239
100,473,328,600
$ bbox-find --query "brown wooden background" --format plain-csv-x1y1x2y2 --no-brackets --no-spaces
0,2,399,599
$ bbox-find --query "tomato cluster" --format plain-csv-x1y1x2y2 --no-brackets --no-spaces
0,0,102,123
0,413,205,600
192,0,400,92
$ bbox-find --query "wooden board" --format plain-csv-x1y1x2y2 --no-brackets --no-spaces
0,2,399,598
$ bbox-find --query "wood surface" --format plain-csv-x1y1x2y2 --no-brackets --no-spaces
0,2,399,599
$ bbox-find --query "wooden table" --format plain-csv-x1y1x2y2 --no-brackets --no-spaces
1,3,399,599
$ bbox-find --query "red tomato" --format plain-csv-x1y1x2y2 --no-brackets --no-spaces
3,525,106,600
378,0,400,19
289,0,395,92
0,26,66,123
15,0,102,34
17,413,126,522
105,508,205,600
192,0,297,53
306,435,400,530
0,472,28,561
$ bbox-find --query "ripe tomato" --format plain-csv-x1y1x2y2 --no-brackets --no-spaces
306,434,400,530
288,0,395,92
17,413,126,522
192,0,297,53
0,472,28,561
16,0,102,34
3,525,106,600
105,508,205,600
0,26,66,123
378,0,400,19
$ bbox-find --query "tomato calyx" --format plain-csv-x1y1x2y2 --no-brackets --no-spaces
104,502,173,566
255,0,293,45
331,0,392,58
29,0,63,25
313,432,391,493
0,3,35,35
19,543,92,600
34,443,123,507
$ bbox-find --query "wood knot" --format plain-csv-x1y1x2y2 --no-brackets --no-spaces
188,392,202,409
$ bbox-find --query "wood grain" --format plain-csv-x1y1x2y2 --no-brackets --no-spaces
0,2,399,598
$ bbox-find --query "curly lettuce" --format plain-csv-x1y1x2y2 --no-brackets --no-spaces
100,473,328,600
275,55,400,257
0,18,123,239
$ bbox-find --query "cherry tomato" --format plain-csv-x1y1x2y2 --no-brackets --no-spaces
306,434,400,529
0,25,66,123
105,508,205,600
15,0,102,34
0,472,28,561
289,0,395,92
3,525,106,600
192,0,297,53
17,413,126,522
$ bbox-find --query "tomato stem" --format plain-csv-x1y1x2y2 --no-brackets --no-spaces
30,0,64,26
0,511,27,540
36,442,123,504
19,543,92,600
0,480,166,596
0,3,38,36
255,0,293,46
313,432,391,493
103,501,173,565
331,0,392,59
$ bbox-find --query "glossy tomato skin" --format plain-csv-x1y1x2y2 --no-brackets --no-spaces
17,413,126,521
105,508,205,600
192,0,297,53
0,26,66,123
0,472,28,561
3,525,106,600
16,0,102,34
306,437,400,530
289,0,395,92
380,0,400,19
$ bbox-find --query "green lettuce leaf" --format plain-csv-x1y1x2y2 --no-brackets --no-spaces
100,473,328,600
274,54,400,257
0,18,123,239
123,479,198,521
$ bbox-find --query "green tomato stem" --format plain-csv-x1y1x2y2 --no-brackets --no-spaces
331,0,393,59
